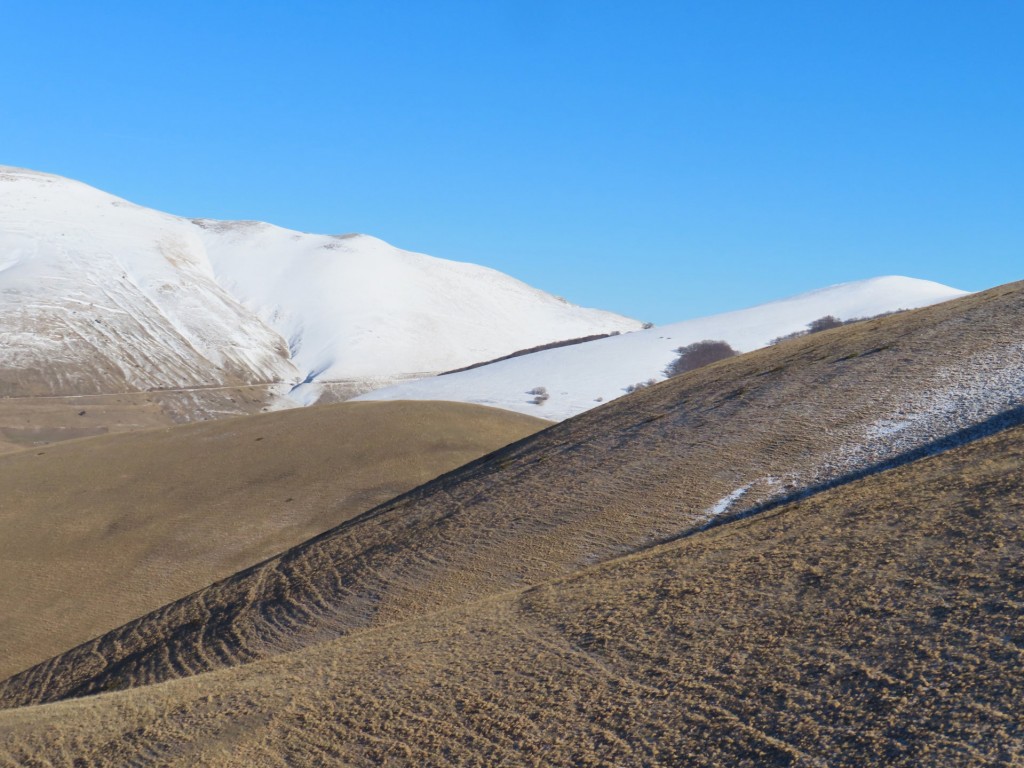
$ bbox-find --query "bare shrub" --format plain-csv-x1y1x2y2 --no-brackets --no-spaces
808,315,843,333
664,340,739,378
527,386,550,405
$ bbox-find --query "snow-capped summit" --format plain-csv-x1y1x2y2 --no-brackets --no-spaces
356,276,968,420
0,166,640,401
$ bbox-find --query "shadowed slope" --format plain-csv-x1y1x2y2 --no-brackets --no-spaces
1,406,1022,766
0,401,549,678
2,281,1022,708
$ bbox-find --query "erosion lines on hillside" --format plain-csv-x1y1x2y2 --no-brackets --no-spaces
1,416,1022,765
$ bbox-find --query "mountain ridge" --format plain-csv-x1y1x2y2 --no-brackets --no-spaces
358,274,968,419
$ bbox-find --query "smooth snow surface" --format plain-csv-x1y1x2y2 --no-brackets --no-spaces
357,277,968,420
196,223,641,396
0,166,639,398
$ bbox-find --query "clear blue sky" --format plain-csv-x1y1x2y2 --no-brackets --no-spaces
3,1,1021,323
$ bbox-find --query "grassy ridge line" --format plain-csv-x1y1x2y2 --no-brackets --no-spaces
1,281,1021,709
1,415,1021,766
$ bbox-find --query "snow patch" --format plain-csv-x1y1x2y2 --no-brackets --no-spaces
358,277,967,420
706,484,752,518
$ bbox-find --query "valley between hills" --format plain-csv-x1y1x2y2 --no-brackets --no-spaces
0,168,1021,766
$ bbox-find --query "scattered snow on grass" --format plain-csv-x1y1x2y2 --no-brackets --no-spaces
705,484,752,518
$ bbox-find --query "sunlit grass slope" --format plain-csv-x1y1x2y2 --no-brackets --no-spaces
0,396,1021,766
4,283,1019,711
0,400,549,678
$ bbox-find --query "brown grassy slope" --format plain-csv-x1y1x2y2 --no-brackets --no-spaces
0,384,291,455
1,411,1021,766
0,401,549,679
3,281,1022,708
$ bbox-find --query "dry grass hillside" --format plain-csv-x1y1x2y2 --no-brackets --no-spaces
0,384,296,455
0,401,549,679
2,281,1021,710
0,401,1021,766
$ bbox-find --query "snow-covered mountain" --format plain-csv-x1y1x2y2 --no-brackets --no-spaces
356,276,968,420
0,166,640,400
0,167,295,397
195,221,641,404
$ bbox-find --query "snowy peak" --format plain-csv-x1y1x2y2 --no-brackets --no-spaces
0,167,296,396
648,275,968,353
196,223,640,390
0,166,640,401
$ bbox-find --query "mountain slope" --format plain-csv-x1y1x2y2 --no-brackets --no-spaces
197,221,642,403
0,167,295,397
0,166,640,407
357,275,967,419
1,386,1021,766
2,281,1019,709
0,400,549,679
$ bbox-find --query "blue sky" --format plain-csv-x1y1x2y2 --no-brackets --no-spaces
2,1,1021,323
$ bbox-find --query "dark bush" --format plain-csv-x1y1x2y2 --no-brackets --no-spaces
664,340,739,378
807,315,843,333
527,386,550,405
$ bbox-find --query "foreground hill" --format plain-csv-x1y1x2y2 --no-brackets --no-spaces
2,281,1020,711
358,276,966,419
0,166,639,407
0,401,549,679
0,378,1021,765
